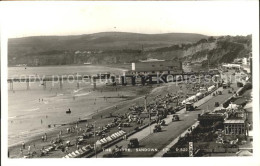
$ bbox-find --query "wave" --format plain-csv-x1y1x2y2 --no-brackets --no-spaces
24,108,40,112
8,116,17,119
74,92,91,97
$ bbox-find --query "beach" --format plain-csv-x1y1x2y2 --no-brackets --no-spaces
8,64,217,158
8,65,128,145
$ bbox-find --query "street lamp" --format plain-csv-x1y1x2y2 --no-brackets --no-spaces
144,95,151,134
93,121,97,158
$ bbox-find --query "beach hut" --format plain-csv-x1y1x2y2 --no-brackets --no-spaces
106,136,113,142
113,132,119,137
82,146,89,152
115,132,121,137
96,140,102,145
208,85,216,92
95,140,102,150
111,134,116,139
71,152,77,157
102,138,108,143
78,149,84,154
68,153,73,158
196,92,203,100
75,150,80,155
100,139,106,144
119,130,126,135
188,95,197,102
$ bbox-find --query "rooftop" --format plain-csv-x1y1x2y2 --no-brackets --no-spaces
224,119,245,124
139,58,165,62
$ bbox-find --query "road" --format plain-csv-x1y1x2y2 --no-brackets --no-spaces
123,84,238,157
93,80,238,158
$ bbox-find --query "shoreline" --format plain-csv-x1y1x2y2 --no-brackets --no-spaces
8,81,191,158
8,84,153,149
8,64,130,71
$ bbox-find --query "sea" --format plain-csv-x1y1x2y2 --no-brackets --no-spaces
8,65,127,146
7,64,203,146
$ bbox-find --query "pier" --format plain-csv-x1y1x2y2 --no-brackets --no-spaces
7,71,219,91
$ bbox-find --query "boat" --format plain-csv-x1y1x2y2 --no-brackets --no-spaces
66,109,71,114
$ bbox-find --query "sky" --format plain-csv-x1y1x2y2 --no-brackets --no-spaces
1,1,259,38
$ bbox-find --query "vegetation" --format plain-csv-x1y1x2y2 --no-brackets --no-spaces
8,32,251,66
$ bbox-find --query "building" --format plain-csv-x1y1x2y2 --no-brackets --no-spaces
224,119,246,135
222,63,241,69
198,112,226,126
131,59,182,74
242,58,248,65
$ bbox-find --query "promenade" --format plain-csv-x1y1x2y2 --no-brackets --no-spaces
93,83,238,157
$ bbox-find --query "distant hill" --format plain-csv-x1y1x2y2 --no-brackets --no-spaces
8,32,207,55
8,32,251,67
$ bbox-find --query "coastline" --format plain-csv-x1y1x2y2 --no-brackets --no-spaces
8,80,196,158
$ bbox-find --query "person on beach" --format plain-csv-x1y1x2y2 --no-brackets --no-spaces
20,148,23,155
44,133,47,141
41,119,43,124
41,136,44,142
65,146,69,153
22,142,25,149
28,145,31,153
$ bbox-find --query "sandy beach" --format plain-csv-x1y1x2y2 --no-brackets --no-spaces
8,64,220,158
8,78,205,158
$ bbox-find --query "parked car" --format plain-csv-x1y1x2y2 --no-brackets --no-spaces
127,138,139,148
153,124,162,133
172,115,180,122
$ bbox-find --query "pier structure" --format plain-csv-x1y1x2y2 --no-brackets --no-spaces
7,71,219,91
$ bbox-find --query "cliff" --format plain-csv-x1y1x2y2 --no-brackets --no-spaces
8,32,251,67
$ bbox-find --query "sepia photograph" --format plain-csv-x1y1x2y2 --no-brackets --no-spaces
0,1,259,166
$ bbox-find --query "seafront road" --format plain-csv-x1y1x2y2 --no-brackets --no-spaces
93,83,238,157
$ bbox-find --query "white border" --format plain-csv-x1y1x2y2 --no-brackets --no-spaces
1,1,260,166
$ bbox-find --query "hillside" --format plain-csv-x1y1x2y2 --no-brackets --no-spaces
8,32,252,67
8,32,206,52
143,35,252,67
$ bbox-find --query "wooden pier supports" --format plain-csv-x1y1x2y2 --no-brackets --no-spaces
111,76,115,84
149,76,152,84
121,76,126,86
59,78,63,90
93,78,97,90
26,80,30,90
141,76,146,86
43,80,47,90
131,76,136,86
9,81,14,91
77,82,80,89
